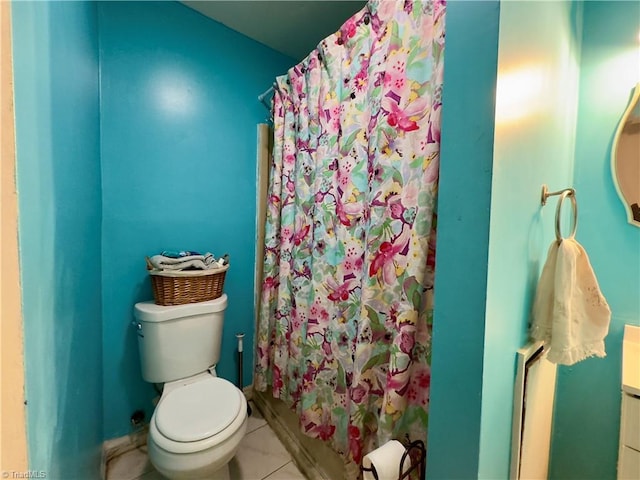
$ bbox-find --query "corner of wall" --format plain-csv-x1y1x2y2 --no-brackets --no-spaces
427,2,501,478
566,0,584,186
0,0,28,471
550,2,640,478
479,0,589,477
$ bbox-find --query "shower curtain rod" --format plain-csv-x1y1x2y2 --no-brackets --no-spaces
258,86,274,110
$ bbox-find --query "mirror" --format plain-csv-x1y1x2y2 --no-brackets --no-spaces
612,82,640,227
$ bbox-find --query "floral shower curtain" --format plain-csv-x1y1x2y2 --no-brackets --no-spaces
255,0,445,468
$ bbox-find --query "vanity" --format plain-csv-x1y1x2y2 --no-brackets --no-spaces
618,325,640,479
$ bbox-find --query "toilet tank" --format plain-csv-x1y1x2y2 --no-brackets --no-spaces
133,295,228,383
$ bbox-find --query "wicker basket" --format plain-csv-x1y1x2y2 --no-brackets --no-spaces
146,257,228,306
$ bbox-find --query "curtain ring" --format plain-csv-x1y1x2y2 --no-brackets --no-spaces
555,190,577,242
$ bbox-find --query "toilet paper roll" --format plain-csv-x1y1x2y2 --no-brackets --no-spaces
362,440,410,480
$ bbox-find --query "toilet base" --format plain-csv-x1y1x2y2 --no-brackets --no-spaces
147,416,247,480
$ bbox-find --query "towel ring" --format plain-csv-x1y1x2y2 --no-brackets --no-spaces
554,189,578,242
541,185,578,242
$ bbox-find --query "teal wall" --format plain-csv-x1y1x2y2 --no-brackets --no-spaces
11,0,294,467
480,2,583,478
426,2,500,478
98,1,294,439
430,2,624,478
12,0,638,476
11,2,103,478
551,2,640,478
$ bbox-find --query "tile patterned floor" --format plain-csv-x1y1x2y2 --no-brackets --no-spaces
106,402,307,480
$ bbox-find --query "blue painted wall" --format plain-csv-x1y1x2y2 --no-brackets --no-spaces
480,2,583,477
551,2,640,478
11,2,103,478
98,1,294,439
426,3,500,478
430,2,591,477
13,1,636,477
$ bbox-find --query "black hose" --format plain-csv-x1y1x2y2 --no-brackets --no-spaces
236,333,252,417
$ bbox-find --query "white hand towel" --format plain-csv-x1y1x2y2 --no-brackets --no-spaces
531,238,611,366
530,241,559,344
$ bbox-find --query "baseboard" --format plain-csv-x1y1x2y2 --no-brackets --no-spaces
252,390,351,480
100,427,148,480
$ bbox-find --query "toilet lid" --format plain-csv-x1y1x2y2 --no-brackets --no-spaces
155,377,241,443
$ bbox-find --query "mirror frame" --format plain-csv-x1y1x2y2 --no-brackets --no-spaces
611,82,640,227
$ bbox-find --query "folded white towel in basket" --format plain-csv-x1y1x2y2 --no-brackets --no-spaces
149,253,217,271
530,238,611,365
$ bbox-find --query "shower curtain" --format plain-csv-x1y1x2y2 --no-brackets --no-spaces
255,0,445,468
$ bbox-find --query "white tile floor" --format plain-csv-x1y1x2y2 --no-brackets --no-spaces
106,402,307,480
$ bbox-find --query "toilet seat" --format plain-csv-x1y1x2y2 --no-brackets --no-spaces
150,376,247,455
156,376,241,442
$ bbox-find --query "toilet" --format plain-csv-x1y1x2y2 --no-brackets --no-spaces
133,294,247,480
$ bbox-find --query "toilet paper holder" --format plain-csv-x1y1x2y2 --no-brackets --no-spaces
360,438,426,480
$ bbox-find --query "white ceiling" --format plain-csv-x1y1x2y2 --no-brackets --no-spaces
183,1,367,61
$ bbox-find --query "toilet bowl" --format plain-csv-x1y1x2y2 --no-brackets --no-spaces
147,372,248,480
133,296,247,480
